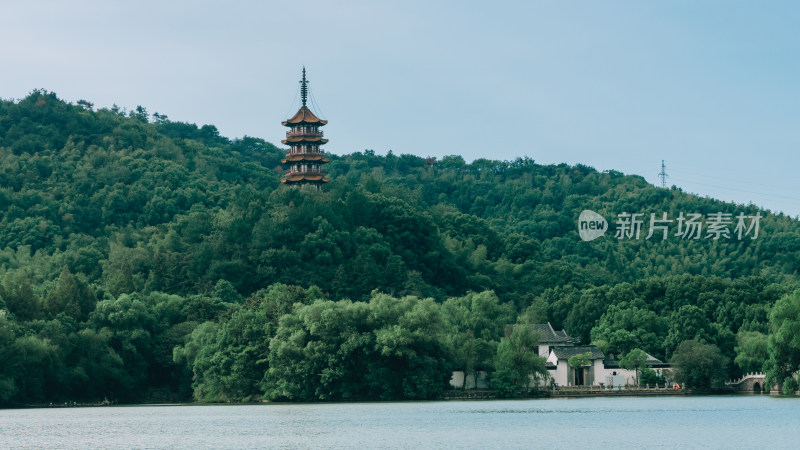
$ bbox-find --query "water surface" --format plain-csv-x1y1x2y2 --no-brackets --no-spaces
2,396,799,449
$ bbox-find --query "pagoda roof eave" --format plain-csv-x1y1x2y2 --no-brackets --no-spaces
281,176,331,184
282,154,330,163
282,106,328,126
281,137,329,145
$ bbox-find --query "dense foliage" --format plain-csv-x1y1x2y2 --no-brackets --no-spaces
670,340,729,392
765,289,800,392
0,90,799,404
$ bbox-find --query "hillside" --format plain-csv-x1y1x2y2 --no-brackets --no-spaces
0,90,799,404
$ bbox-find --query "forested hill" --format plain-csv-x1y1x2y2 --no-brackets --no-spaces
1,90,799,404
1,91,797,303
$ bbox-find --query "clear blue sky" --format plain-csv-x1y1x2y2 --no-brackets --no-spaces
2,1,799,217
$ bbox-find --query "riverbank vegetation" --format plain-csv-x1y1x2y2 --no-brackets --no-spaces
1,91,799,405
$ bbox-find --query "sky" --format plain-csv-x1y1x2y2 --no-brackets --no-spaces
1,1,799,217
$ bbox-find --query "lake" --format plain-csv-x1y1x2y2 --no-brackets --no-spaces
1,395,799,449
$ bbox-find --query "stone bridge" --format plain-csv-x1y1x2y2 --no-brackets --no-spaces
726,372,769,392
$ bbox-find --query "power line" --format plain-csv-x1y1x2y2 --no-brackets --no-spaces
629,164,800,199
308,88,327,120
619,164,798,213
283,84,300,120
669,177,800,202
670,168,800,194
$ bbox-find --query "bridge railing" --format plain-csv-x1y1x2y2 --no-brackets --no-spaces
726,372,766,385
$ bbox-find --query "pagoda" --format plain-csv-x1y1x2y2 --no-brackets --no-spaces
281,68,330,187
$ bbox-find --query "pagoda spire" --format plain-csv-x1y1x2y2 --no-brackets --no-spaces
280,68,330,188
300,66,308,107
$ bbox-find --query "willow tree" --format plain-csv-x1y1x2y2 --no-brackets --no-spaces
765,290,800,393
493,325,547,397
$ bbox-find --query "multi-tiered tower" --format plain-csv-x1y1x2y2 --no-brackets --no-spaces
281,68,330,187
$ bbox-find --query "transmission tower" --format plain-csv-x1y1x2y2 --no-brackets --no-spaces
658,160,668,188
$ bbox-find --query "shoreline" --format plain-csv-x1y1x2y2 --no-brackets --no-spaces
4,390,779,410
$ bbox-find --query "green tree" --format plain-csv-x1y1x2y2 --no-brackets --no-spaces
567,351,593,386
492,325,547,397
66,328,128,401
441,291,514,389
564,287,611,344
44,267,97,321
734,331,768,374
669,340,729,392
266,299,371,401
664,305,712,358
7,335,61,403
619,348,649,386
568,352,592,369
212,279,242,304
266,293,450,401
0,316,19,404
88,294,157,400
190,308,272,402
782,377,798,395
368,294,451,399
182,284,322,402
639,367,661,386
590,303,668,359
765,290,800,391
2,272,42,321
107,261,136,298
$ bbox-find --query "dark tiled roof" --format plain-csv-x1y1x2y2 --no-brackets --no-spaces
530,323,580,345
282,106,328,126
282,136,329,144
603,359,621,369
552,345,605,361
603,352,670,369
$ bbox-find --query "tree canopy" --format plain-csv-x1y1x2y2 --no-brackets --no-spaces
0,90,798,403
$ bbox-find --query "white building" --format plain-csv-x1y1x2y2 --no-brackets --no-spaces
599,352,670,387
449,322,670,390
530,322,580,358
546,345,606,386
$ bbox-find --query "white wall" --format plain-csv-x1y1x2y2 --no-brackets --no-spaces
598,366,637,386
449,371,489,389
550,361,569,386
450,371,466,389
591,360,605,386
